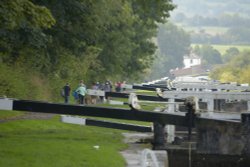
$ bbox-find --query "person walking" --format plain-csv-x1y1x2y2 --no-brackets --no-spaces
76,83,87,105
63,83,71,103
104,81,112,102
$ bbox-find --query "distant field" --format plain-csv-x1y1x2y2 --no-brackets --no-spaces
191,44,250,55
203,27,228,35
212,44,250,54
180,25,228,35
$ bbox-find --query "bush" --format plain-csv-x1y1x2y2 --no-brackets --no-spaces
0,63,29,99
0,63,54,101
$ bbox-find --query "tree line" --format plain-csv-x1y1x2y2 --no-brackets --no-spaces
210,50,250,84
0,0,175,101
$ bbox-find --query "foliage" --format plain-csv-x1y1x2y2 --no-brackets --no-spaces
193,45,222,65
149,22,190,79
31,0,175,82
0,0,55,71
210,50,250,84
227,27,250,44
0,0,175,101
0,63,53,100
0,63,30,99
222,47,240,63
0,110,24,119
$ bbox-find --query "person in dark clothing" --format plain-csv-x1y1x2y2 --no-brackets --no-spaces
63,83,71,103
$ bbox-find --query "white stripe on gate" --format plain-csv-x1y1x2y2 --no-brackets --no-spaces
0,98,13,110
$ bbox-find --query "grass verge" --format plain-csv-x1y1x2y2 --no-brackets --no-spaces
0,110,128,167
0,110,25,119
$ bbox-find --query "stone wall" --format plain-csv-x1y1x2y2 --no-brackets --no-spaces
196,118,245,155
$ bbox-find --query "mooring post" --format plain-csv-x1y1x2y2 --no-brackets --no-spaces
214,99,223,111
241,113,250,155
247,101,250,112
185,97,196,141
207,98,214,112
153,122,166,150
164,98,175,143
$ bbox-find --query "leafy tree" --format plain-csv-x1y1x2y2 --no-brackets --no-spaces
227,27,250,44
0,0,55,67
198,45,222,65
222,47,240,63
125,0,175,80
32,0,175,82
210,50,250,84
1,0,176,100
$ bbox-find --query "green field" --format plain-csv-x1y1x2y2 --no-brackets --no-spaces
177,24,228,35
211,44,250,55
186,26,228,35
191,44,250,55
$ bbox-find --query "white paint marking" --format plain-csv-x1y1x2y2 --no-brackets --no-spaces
0,98,13,110
87,89,105,96
61,115,86,125
109,100,124,105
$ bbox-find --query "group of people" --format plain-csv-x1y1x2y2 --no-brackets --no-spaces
62,80,126,105
91,80,126,93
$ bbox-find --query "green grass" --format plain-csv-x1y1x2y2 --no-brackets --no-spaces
0,111,128,167
0,110,25,119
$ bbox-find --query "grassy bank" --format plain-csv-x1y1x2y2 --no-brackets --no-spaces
0,110,128,167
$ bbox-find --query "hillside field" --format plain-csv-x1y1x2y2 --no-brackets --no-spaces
191,44,250,55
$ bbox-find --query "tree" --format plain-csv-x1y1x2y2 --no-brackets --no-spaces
199,45,222,65
210,50,250,84
1,0,176,100
227,27,250,44
148,22,190,79
32,0,175,81
222,47,240,63
0,0,55,71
